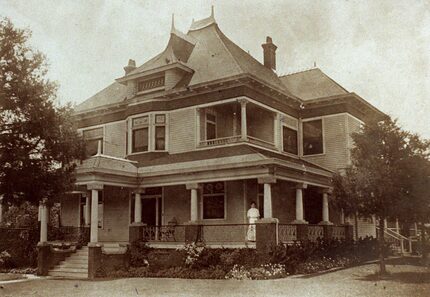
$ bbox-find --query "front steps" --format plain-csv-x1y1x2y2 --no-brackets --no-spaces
48,246,88,279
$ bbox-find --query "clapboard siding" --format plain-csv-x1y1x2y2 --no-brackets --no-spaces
169,108,196,153
104,121,127,158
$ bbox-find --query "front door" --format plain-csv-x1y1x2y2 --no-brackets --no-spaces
141,196,162,226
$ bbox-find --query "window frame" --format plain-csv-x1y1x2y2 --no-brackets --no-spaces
201,181,227,220
205,111,217,140
128,113,168,155
82,127,104,156
302,118,325,156
137,76,165,93
131,115,150,153
154,114,166,151
282,124,298,155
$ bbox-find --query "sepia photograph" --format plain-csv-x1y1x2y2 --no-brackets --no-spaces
0,0,429,296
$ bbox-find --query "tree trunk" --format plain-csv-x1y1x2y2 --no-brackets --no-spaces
421,223,428,265
378,218,387,275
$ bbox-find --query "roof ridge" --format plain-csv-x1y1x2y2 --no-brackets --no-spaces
212,24,244,75
280,67,319,77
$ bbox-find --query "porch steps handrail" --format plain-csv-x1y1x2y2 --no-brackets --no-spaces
376,226,412,254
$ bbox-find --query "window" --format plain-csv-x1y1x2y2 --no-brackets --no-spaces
257,184,264,219
154,114,166,151
206,113,217,140
98,191,103,228
283,126,298,155
303,119,323,155
137,76,165,92
132,116,149,152
202,182,225,219
83,127,103,156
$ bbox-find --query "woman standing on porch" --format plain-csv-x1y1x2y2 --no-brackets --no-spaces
247,202,260,241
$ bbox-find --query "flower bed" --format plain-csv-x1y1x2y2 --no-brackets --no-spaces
105,238,380,280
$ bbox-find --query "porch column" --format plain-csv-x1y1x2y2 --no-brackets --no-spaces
186,183,199,222
395,218,400,234
293,183,308,224
239,98,248,141
196,108,201,146
274,114,282,151
84,193,90,226
134,192,142,224
340,208,345,225
319,188,333,225
39,199,48,243
258,176,276,218
0,196,3,224
88,183,103,243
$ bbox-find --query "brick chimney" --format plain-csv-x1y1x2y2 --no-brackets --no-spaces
262,36,277,71
123,59,136,75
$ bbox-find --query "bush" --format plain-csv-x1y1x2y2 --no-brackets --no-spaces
129,241,152,267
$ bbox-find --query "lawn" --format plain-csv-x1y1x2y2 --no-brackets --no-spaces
0,273,26,282
0,257,429,297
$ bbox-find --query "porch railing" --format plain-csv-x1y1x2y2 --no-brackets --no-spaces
247,136,276,149
307,225,324,241
199,224,250,243
332,225,346,240
142,225,186,242
199,135,242,147
278,224,297,242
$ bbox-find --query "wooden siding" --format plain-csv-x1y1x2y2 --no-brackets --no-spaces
60,195,80,227
169,108,196,153
104,121,127,158
302,114,348,171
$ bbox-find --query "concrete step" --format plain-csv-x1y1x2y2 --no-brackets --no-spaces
62,259,87,265
68,255,88,260
48,271,88,279
50,267,88,273
58,263,88,269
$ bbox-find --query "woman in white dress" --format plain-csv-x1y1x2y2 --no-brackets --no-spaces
247,202,260,241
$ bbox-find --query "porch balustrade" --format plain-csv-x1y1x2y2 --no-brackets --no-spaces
48,226,90,244
142,225,186,242
199,224,250,243
278,224,297,242
307,225,324,241
247,136,276,149
199,135,242,147
332,225,346,240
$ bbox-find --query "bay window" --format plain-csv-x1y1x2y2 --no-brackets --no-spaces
132,116,149,153
282,126,298,155
154,114,166,151
130,113,167,154
83,127,103,156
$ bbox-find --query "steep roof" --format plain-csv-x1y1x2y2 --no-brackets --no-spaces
76,14,294,112
279,68,349,100
74,82,127,112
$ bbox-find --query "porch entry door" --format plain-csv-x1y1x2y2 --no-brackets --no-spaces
141,196,162,226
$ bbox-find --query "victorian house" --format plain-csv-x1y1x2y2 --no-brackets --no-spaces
38,11,387,278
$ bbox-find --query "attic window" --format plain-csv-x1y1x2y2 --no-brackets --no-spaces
137,76,165,92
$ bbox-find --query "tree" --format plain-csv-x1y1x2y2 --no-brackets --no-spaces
0,18,85,207
332,117,430,274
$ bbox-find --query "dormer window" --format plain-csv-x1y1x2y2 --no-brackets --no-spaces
137,76,165,92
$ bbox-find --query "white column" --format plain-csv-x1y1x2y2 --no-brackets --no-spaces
395,218,400,234
0,196,3,224
293,183,307,224
90,189,99,243
340,208,345,225
187,183,199,222
239,99,248,141
196,108,201,146
319,189,332,225
40,200,48,243
414,223,419,236
274,114,281,151
263,183,273,218
84,194,90,226
134,192,142,224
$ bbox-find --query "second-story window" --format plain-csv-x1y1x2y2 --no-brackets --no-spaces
206,112,217,140
282,126,298,155
303,119,323,155
154,114,166,151
132,116,149,153
83,127,103,156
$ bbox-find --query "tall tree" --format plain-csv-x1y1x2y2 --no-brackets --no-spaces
0,18,85,206
332,117,430,274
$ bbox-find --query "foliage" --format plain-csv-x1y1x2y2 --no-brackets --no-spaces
0,201,38,227
128,241,152,267
225,263,288,280
181,242,205,267
0,250,12,268
331,117,430,273
0,227,39,268
0,17,85,206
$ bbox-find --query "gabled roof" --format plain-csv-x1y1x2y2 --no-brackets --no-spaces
279,68,349,100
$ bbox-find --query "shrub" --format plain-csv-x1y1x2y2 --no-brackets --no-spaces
0,251,12,269
129,241,152,267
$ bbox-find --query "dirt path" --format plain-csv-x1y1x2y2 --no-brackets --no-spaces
1,260,429,297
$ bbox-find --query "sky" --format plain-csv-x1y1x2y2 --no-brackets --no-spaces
1,0,429,138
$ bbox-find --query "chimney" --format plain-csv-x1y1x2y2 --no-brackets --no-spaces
123,59,136,75
262,36,277,70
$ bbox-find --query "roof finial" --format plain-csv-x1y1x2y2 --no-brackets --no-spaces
171,13,175,31
313,61,316,68
211,5,214,18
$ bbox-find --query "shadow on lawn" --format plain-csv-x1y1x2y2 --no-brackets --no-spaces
358,271,430,284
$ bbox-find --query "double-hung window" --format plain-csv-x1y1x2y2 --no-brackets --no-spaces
282,126,298,155
83,127,103,156
303,119,323,155
132,116,149,153
202,182,226,220
154,114,166,151
206,112,217,140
